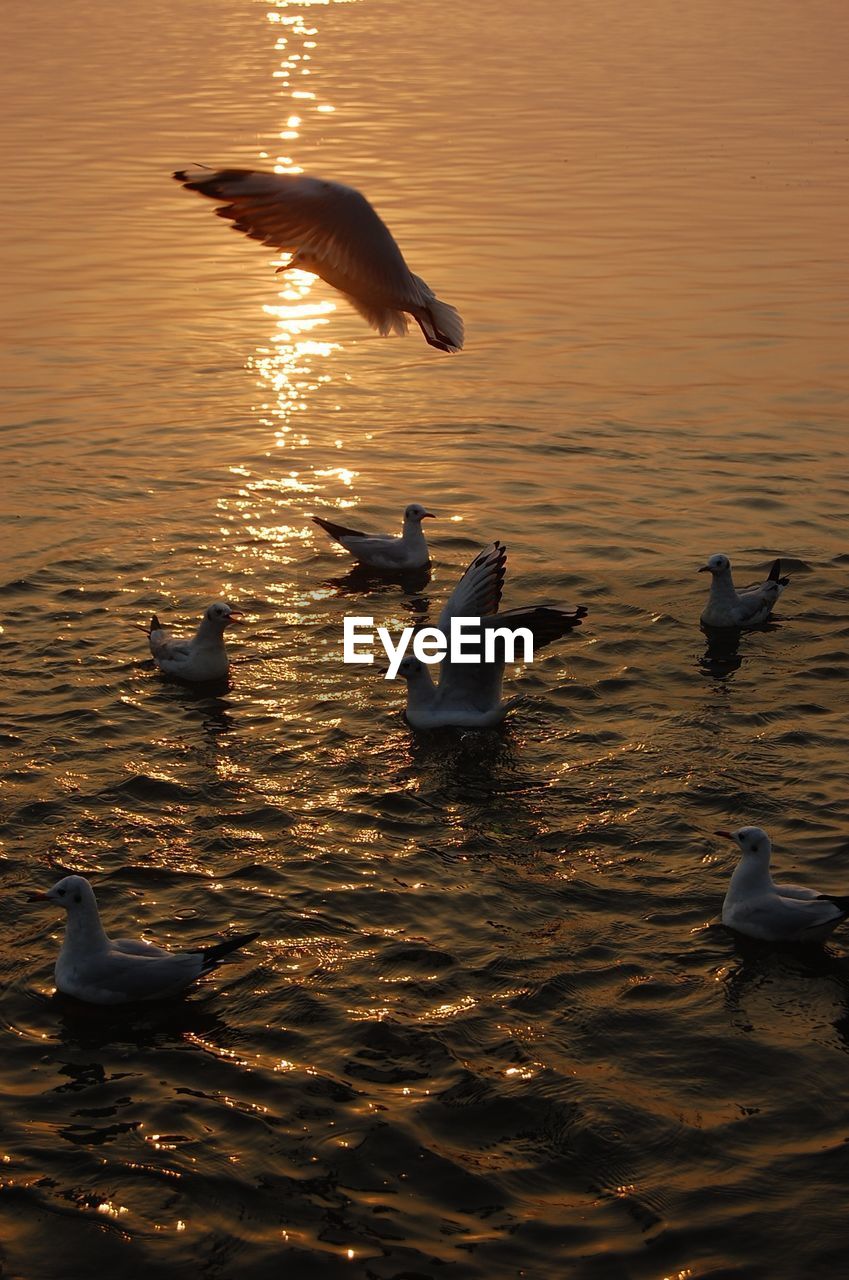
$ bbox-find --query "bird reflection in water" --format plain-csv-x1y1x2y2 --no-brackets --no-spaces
720,931,849,1053
699,616,785,679
49,988,241,1056
699,624,744,678
324,562,432,598
401,719,530,798
157,680,236,736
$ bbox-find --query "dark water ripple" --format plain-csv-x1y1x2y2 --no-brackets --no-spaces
3,531,849,1278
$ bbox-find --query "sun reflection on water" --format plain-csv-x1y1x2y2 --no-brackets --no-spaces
259,0,345,429
226,0,364,573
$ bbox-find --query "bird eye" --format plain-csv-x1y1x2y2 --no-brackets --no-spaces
58,889,66,897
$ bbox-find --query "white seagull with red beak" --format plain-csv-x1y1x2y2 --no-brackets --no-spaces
145,601,244,682
173,167,464,353
717,826,849,942
28,875,259,1005
313,503,435,571
699,554,789,629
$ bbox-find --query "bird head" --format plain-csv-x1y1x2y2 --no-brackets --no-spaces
699,553,731,575
29,874,97,911
404,504,435,524
397,655,425,680
715,826,772,861
205,602,244,629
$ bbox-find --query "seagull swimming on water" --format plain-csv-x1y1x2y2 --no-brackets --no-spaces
29,875,259,1004
173,167,464,352
717,826,849,943
699,554,789,629
394,541,587,729
145,602,243,683
313,503,435,572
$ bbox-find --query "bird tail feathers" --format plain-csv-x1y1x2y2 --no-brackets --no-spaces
768,559,791,588
146,616,167,654
313,515,366,543
201,931,260,973
416,297,464,353
817,894,849,914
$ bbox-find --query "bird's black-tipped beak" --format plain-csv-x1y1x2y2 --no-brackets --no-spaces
698,565,711,574
27,892,50,902
714,830,735,839
227,611,245,625
421,512,436,520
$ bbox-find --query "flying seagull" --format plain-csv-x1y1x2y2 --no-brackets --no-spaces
173,167,464,352
394,541,586,729
699,554,789,629
313,502,435,571
717,826,849,943
29,875,259,1004
143,601,243,683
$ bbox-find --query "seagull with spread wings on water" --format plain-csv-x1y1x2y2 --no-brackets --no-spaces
28,875,259,1004
173,167,464,352
393,541,587,729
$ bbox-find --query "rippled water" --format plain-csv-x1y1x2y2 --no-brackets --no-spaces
3,0,849,1276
